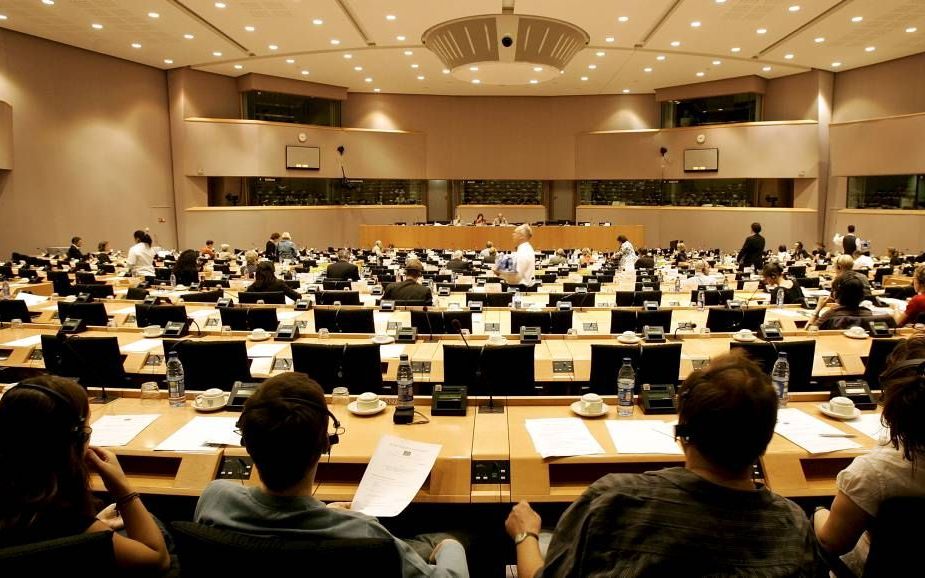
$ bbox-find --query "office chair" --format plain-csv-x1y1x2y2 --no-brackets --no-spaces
690,289,734,306
125,287,149,300
57,301,109,327
563,282,600,293
410,310,473,335
75,272,98,285
856,497,925,578
179,289,224,303
200,279,231,289
134,304,187,328
239,291,286,305
705,307,767,333
315,290,361,306
787,265,807,278
637,309,673,333
46,270,74,296
219,306,279,332
0,531,116,577
465,291,514,308
165,340,251,391
547,292,596,308
818,313,896,331
610,309,639,334
313,307,375,333
0,299,32,323
510,310,573,335
442,343,536,396
862,338,902,390
730,340,816,392
291,343,384,393
322,279,353,290
170,522,401,578
632,290,662,306
614,291,636,307
41,335,126,388
588,343,642,394
72,283,114,299
637,342,683,387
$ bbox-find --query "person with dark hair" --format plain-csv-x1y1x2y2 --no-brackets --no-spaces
383,258,432,305
843,225,858,255
474,213,486,226
776,244,791,263
635,249,655,271
445,251,469,274
67,236,83,260
246,262,301,302
96,241,112,264
172,249,200,286
615,234,637,272
265,232,280,262
815,336,925,574
792,241,810,260
126,229,155,277
0,376,169,571
200,240,215,259
505,352,826,578
194,372,469,577
326,249,360,281
762,262,804,305
811,274,870,329
737,222,765,271
896,264,925,327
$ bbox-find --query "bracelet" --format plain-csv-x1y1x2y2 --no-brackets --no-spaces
115,491,140,507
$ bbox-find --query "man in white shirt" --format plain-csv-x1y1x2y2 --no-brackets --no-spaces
493,224,535,288
853,251,875,270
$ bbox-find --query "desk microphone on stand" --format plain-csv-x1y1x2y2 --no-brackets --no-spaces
453,319,500,414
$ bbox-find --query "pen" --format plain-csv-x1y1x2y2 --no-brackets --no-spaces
819,433,856,438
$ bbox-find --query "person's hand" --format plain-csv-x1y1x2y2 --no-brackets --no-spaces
85,446,131,497
326,502,352,510
96,503,125,531
505,501,541,539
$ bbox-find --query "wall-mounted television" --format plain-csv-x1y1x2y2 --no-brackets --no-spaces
286,146,321,170
684,148,718,172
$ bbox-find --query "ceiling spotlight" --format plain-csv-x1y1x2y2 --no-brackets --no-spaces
213,51,223,57
691,21,701,28
784,53,794,59
762,65,772,71
596,51,605,57
41,0,54,5
622,88,631,93
417,75,425,80
756,28,767,34
404,50,413,56
312,18,323,25
656,55,666,61
469,66,479,71
730,47,741,53
712,60,721,65
696,71,705,77
233,64,243,69
851,16,863,23
374,88,381,92
164,59,174,64
268,44,279,50
831,61,842,68
354,66,363,71
364,77,373,82
605,36,615,43
644,67,653,72
301,70,310,75
529,79,539,84
814,37,825,43
343,53,352,59
244,26,255,32
330,39,340,45
442,69,450,74
580,76,588,81
148,12,160,19
214,2,226,8
670,40,681,47
411,63,419,68
131,42,142,49
588,64,597,69
788,5,801,12
91,23,103,29
472,79,481,84
533,66,543,72
184,34,194,40
618,16,629,23
396,35,406,41
907,27,918,33
286,58,295,64
715,0,727,3
865,46,876,52
386,14,396,21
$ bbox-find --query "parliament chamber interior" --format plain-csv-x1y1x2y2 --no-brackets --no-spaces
2,1,925,577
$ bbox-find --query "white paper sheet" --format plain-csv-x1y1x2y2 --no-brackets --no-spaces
247,343,288,358
524,418,605,459
13,292,48,306
249,357,274,376
775,408,863,454
188,309,215,320
771,308,806,318
351,435,442,518
154,416,241,451
606,421,683,455
113,306,137,315
276,310,302,321
844,413,890,442
2,335,43,347
90,414,160,447
121,338,163,354
379,344,405,360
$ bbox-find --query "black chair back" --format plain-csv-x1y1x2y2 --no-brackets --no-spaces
787,265,806,278
180,289,224,303
41,335,125,387
547,292,595,307
165,340,251,391
510,310,573,334
730,340,816,391
705,307,767,333
134,304,187,328
313,308,375,333
0,531,116,577
863,338,903,389
75,272,98,284
464,292,514,308
442,343,536,395
410,310,473,335
239,291,286,305
0,299,31,323
219,307,279,332
563,282,600,293
200,279,231,289
690,289,734,306
170,522,401,578
589,344,641,394
796,276,820,289
57,302,109,326
125,287,149,300
46,270,74,296
316,290,361,306
323,280,353,290
291,343,384,393
632,290,662,306
72,283,114,299
637,309,673,332
861,497,925,578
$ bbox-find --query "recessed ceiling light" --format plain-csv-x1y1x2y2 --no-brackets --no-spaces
91,23,103,30
472,79,481,84
469,66,479,71
312,18,323,25
442,68,450,74
595,51,605,57
907,27,918,33
580,76,588,81
131,42,142,49
851,16,863,23
605,36,615,43
364,77,373,83
244,26,255,32
618,16,629,23
644,67,653,72
343,53,352,59
234,64,243,70
403,51,413,56
762,65,772,71
184,34,195,40
373,88,381,92
213,51,223,57
814,37,825,43
670,40,681,47
330,39,340,45
588,64,597,69
656,55,666,61
386,14,396,21
148,12,159,19
417,75,425,80
691,21,701,28
354,66,363,71
164,59,174,65
396,35,406,41
784,53,794,59
301,70,310,75
41,0,54,5
865,46,876,52
214,2,226,8
268,44,279,50
831,61,842,68
285,58,295,64
712,60,721,65
622,88,631,93
730,47,741,53
788,5,800,12
533,66,543,72
529,79,539,84
696,71,705,77
715,0,727,3
411,63,419,68
756,28,767,34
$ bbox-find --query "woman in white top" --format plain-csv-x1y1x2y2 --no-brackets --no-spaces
681,260,719,291
126,229,155,277
616,235,636,272
372,240,383,258
815,336,925,575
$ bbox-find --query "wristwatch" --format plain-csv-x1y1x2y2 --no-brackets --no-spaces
514,531,539,545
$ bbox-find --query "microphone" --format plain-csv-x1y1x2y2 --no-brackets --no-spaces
421,305,435,341
452,318,499,414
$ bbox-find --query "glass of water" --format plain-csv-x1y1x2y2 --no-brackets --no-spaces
331,387,350,407
318,328,330,339
140,381,161,405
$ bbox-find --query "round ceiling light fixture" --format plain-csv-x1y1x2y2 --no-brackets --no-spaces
423,13,588,85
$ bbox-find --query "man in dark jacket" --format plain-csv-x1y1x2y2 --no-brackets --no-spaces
383,259,432,305
67,237,84,260
446,251,470,274
737,222,766,271
265,232,280,262
842,225,858,255
326,249,360,281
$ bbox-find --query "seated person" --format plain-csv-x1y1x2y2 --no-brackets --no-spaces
277,232,298,261
445,251,469,274
68,236,84,261
887,247,903,267
762,262,804,305
326,249,360,281
216,244,235,261
0,376,169,572
265,232,280,262
811,275,870,329
792,241,810,260
172,249,200,286
674,242,688,266
546,249,567,267
372,240,384,258
492,213,507,226
635,250,655,271
200,240,215,259
853,250,875,271
896,264,925,327
578,248,593,267
776,244,791,263
479,242,495,260
96,240,112,264
812,242,829,259
815,336,925,575
242,250,259,278
383,259,432,305
474,213,486,226
833,254,873,300
505,352,827,578
247,262,301,302
680,260,718,291
194,372,468,577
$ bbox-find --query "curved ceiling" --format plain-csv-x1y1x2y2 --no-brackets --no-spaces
0,0,923,95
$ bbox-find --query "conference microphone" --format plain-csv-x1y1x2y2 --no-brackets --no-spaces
421,305,435,341
452,318,499,414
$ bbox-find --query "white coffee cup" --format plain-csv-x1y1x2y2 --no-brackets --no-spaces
196,388,225,408
848,326,866,335
251,328,268,338
829,396,856,417
357,391,380,411
580,393,603,414
143,325,162,337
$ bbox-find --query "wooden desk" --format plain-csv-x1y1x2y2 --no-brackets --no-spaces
359,224,645,251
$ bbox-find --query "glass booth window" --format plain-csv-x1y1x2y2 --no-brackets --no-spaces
460,180,544,204
661,93,761,128
847,175,924,209
207,178,425,206
242,91,341,127
578,179,793,208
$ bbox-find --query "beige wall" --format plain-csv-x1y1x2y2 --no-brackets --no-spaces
183,205,426,249
833,52,925,123
0,29,175,256
342,93,659,179
833,210,925,256
576,206,818,251
764,72,820,121
0,100,11,170
830,113,925,176
456,205,547,224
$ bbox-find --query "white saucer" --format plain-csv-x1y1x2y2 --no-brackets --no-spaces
843,330,868,340
247,333,271,341
617,334,641,344
347,400,387,416
193,398,228,412
142,330,163,338
569,400,609,418
819,403,861,420
372,335,394,344
732,333,757,342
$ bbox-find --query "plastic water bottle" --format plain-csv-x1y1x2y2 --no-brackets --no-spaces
1,281,10,299
776,287,785,307
697,290,706,310
617,358,635,417
772,352,790,407
674,276,681,293
397,354,414,410
169,273,176,288
166,351,186,407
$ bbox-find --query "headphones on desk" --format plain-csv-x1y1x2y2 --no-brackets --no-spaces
236,396,343,453
2,382,89,445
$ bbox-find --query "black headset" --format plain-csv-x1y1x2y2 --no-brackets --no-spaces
236,396,343,452
879,358,925,382
5,382,89,444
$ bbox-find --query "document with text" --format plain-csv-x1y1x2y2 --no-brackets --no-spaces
352,435,441,517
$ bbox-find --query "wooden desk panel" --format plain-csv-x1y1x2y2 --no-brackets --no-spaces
359,225,644,251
